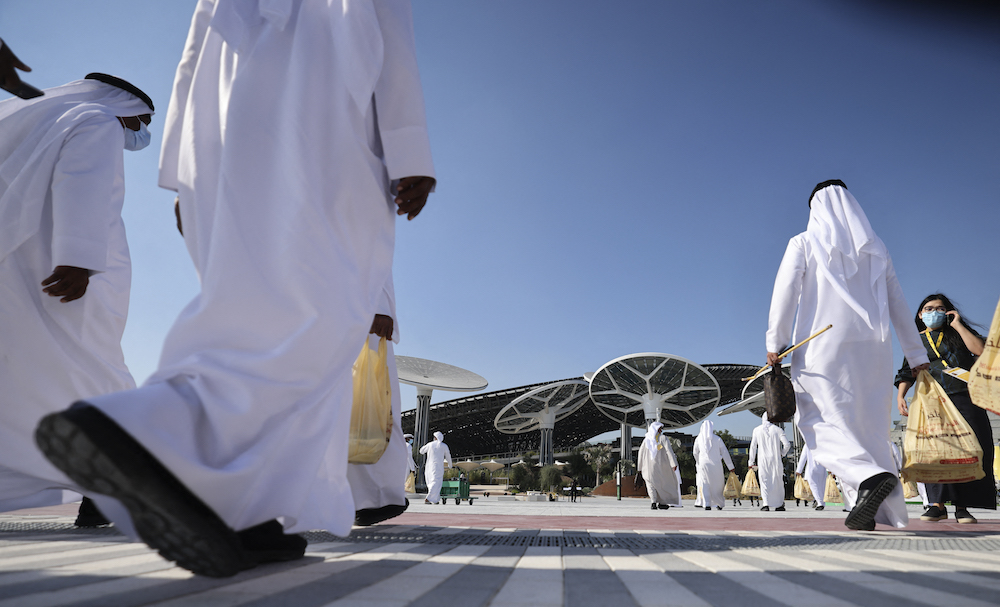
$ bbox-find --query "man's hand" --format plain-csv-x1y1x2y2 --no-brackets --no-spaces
766,352,782,367
370,314,393,339
394,176,435,220
0,40,31,95
41,266,90,302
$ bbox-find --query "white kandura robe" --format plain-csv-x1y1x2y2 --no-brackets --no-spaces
637,435,681,507
347,274,407,511
795,444,827,504
749,416,790,508
694,433,734,509
767,186,927,528
87,0,434,536
419,435,451,504
0,80,148,511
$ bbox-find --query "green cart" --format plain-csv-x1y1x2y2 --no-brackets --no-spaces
439,479,476,505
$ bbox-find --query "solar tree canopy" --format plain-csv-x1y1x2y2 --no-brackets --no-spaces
395,356,488,392
590,353,721,429
494,380,591,434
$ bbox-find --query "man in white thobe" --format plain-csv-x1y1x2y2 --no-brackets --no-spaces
796,444,827,510
766,180,928,530
419,432,451,504
693,420,735,510
637,422,681,510
749,413,790,511
0,76,152,514
35,0,436,578
348,274,410,526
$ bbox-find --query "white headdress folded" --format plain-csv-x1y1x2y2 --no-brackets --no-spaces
695,420,715,454
642,422,664,455
433,431,444,442
807,184,889,340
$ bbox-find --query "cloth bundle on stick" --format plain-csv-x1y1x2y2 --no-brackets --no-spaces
348,337,392,464
901,371,984,484
741,468,761,497
793,475,813,501
824,473,843,504
969,296,1000,414
723,471,742,499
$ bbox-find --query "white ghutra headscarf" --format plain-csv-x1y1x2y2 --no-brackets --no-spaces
807,184,890,340
642,421,664,455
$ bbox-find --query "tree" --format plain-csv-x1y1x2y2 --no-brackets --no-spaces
540,465,566,492
563,450,593,486
582,444,612,485
673,437,696,489
714,428,748,477
509,463,539,491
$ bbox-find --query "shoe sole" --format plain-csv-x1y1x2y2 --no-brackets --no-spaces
844,475,897,531
920,515,948,522
36,410,251,578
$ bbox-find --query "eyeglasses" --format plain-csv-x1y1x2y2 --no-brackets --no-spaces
922,306,947,313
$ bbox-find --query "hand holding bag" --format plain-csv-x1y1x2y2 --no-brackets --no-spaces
901,370,984,484
348,337,393,464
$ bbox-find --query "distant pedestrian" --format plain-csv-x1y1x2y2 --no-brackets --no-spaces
693,421,735,510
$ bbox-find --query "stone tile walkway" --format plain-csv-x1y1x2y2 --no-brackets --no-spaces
2,498,998,606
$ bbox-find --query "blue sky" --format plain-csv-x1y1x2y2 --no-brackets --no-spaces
3,1,998,441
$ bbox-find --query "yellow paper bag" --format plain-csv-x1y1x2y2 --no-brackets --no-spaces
969,295,1000,414
824,472,843,504
793,475,813,501
901,371,984,484
741,468,760,497
348,337,393,464
723,471,741,499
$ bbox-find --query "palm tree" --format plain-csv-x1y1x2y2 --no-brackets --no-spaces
583,443,612,484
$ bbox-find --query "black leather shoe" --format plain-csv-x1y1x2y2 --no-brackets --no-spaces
814,504,825,511
845,472,897,531
775,505,785,511
237,520,307,563
650,503,658,510
704,506,711,511
658,504,670,510
760,506,769,511
74,497,111,528
355,499,409,526
35,404,252,577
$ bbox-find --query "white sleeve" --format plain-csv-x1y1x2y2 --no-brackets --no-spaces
885,254,930,366
779,430,790,457
796,452,807,474
372,0,435,183
665,440,678,468
443,444,452,468
158,0,217,192
719,442,735,471
748,431,758,467
766,235,806,353
418,442,430,455
50,116,122,272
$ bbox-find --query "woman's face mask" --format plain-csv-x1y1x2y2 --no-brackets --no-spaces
123,121,151,151
922,310,947,329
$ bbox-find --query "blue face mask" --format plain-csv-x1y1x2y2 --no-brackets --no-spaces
123,121,151,151
922,310,947,329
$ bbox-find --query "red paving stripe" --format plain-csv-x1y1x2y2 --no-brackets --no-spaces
384,512,1000,533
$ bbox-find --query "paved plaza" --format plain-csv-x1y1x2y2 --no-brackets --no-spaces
2,496,999,606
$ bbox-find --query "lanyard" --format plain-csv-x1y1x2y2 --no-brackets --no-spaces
923,330,949,368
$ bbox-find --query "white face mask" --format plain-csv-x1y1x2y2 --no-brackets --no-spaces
123,121,151,151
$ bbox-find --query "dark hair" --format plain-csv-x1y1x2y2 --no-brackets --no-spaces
914,293,981,353
808,179,847,208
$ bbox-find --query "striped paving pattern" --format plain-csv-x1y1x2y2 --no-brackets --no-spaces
2,525,999,606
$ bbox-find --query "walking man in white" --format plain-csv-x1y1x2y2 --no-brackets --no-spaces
796,444,827,510
693,420,735,510
419,432,452,504
749,413,790,511
637,422,681,510
0,75,152,516
766,180,928,530
36,0,436,577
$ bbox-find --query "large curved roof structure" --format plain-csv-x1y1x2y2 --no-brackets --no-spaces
401,363,758,458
